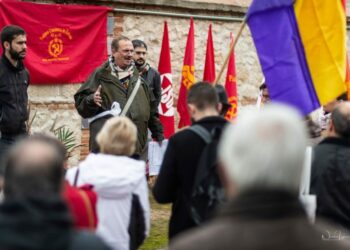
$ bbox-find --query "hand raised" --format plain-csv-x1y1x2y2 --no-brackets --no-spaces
94,85,102,107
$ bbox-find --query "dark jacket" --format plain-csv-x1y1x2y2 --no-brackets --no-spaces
170,190,350,250
311,137,350,230
140,66,161,108
74,60,163,154
153,116,227,239
0,196,110,250
0,55,29,136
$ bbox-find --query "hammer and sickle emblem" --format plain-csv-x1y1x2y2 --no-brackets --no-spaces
48,38,63,58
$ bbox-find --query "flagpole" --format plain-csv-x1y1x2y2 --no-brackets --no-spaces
215,18,246,85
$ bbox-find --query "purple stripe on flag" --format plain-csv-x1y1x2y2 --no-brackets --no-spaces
248,3,320,115
247,0,293,18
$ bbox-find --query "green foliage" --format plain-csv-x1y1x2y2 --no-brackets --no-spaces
53,126,82,157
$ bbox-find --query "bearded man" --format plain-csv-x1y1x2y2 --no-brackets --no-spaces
132,39,161,108
0,25,29,176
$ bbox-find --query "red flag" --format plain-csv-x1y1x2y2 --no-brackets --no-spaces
0,1,109,84
224,34,238,120
342,0,350,100
177,18,195,128
203,24,215,83
158,22,175,139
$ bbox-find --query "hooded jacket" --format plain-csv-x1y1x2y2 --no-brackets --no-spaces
66,154,150,250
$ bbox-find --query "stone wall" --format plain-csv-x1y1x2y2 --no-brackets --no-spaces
121,14,262,105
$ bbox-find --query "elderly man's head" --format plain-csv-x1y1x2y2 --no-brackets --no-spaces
219,104,307,196
111,36,134,69
328,101,350,139
4,135,66,199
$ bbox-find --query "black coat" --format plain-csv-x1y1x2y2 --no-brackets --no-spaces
170,190,350,250
141,66,161,108
0,196,111,250
0,55,29,136
311,137,350,230
153,116,227,239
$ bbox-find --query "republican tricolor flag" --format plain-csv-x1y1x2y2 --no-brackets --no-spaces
247,0,347,115
177,18,195,128
158,22,175,138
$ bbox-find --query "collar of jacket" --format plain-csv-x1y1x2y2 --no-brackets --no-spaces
218,189,305,220
1,54,24,72
193,116,227,125
99,60,140,85
0,195,73,249
319,136,350,147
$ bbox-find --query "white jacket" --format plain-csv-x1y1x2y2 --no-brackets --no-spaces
66,154,150,250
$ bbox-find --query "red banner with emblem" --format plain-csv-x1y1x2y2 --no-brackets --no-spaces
177,18,195,128
224,34,238,120
158,21,175,138
203,24,215,83
0,0,109,84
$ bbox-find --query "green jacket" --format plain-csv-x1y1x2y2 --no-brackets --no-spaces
74,60,163,155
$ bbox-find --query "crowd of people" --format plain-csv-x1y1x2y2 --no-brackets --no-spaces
1,23,350,250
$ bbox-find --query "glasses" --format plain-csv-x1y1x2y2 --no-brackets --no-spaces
120,49,134,55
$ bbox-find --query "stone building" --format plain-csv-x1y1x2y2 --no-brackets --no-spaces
22,0,350,164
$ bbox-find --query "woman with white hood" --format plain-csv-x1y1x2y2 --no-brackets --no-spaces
66,117,150,250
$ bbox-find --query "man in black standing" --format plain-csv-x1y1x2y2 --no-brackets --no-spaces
0,25,29,175
311,102,350,230
153,82,228,239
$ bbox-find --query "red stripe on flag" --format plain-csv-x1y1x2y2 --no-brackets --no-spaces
341,0,350,100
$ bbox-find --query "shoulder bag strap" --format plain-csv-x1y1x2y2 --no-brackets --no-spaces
120,77,141,117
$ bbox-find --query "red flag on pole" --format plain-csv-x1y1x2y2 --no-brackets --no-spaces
158,22,175,139
177,18,195,128
341,0,350,100
224,34,238,120
203,24,216,83
0,1,109,84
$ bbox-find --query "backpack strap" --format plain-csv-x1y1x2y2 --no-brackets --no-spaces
188,125,212,144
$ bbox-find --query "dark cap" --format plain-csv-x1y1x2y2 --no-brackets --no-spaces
215,85,231,115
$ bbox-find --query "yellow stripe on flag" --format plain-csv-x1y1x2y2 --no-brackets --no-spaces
294,0,346,105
